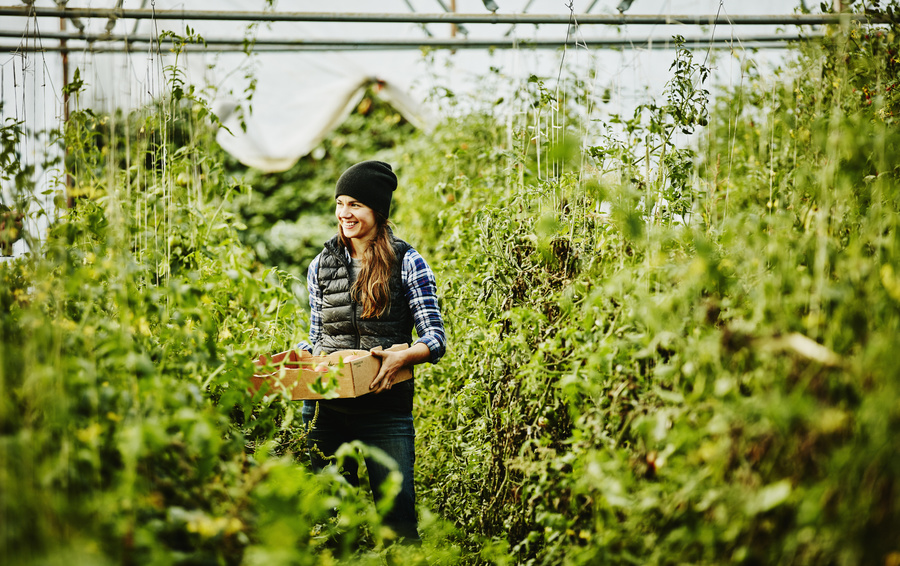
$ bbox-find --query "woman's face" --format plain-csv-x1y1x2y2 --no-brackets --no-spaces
336,196,377,243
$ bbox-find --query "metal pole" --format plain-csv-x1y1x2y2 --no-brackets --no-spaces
0,42,801,53
402,0,432,37
0,30,819,48
0,7,891,25
0,35,816,53
432,0,468,36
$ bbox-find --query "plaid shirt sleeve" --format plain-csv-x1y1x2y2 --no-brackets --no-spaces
295,253,322,354
403,248,447,364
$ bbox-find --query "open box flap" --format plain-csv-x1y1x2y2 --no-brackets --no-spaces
254,348,313,371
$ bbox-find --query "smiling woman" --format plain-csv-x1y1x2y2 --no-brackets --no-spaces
336,195,377,244
295,160,447,544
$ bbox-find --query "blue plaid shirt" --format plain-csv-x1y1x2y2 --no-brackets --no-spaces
297,246,446,363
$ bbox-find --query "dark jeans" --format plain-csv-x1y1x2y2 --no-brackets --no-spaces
301,401,419,541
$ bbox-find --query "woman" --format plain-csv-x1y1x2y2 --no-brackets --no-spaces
298,160,446,542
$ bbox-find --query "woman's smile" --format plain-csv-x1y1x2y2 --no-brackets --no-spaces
336,196,376,244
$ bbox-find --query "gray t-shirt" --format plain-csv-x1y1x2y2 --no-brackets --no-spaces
349,257,361,283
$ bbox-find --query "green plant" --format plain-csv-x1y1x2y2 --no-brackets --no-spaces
4,4,900,564
402,13,900,566
0,44,443,566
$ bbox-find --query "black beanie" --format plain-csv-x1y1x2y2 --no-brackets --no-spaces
335,160,398,219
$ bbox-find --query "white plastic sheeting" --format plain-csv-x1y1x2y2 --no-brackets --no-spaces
213,51,436,172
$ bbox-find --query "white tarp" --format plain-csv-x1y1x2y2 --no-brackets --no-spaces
212,50,436,172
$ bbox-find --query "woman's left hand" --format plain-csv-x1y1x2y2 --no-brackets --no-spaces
369,349,406,394
368,342,431,394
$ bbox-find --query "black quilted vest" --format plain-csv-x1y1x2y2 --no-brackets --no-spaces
313,233,414,413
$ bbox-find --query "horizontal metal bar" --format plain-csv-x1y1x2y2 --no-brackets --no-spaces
0,6,891,26
1,30,818,47
0,40,800,53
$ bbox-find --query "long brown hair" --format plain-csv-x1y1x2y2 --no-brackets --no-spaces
340,214,396,319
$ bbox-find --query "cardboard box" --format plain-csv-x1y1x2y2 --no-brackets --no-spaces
250,343,412,400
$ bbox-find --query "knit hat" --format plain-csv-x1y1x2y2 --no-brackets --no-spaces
334,160,398,219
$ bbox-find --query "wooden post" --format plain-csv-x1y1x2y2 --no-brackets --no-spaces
450,0,457,37
60,14,75,204
60,17,69,124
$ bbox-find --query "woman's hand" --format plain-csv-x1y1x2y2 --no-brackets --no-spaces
368,342,431,394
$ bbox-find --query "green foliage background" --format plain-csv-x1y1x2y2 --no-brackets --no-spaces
1,9,899,566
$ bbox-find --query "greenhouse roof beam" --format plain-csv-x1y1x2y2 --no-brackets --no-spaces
2,31,819,49
1,36,819,53
0,6,891,26
0,42,801,53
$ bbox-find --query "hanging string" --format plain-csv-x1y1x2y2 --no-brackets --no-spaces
717,0,748,222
